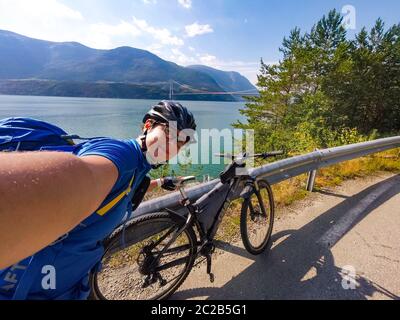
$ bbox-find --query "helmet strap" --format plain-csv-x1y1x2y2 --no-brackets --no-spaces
139,131,148,153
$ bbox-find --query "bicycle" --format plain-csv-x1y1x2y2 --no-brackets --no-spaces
90,151,284,300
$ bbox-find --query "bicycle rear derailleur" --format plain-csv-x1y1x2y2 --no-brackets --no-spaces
138,245,167,289
200,242,216,283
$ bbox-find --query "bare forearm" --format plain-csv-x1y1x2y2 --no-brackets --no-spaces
0,152,111,269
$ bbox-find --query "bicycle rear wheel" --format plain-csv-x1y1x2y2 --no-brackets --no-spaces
91,212,197,300
240,180,275,255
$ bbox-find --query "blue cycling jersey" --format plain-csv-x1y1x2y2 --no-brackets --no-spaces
0,138,152,300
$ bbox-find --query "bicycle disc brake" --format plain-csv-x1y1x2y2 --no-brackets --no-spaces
250,203,267,222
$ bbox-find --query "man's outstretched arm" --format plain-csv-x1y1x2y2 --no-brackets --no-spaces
0,152,118,269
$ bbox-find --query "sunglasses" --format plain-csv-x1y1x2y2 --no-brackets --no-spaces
159,123,196,146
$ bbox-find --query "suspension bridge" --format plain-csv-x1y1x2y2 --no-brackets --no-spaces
168,80,259,100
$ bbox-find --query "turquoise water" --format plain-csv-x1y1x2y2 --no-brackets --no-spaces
0,95,246,178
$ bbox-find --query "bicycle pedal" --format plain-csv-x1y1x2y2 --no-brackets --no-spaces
205,254,215,283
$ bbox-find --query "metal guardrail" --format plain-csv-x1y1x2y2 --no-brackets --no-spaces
133,136,400,218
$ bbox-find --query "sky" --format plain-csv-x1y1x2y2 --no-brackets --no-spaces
0,0,399,84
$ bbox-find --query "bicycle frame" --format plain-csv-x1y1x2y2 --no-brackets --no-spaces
193,179,243,241
144,162,250,271
142,152,281,276
151,168,251,265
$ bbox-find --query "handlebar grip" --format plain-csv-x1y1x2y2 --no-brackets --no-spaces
171,176,197,185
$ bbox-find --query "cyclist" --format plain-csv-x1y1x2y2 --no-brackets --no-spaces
0,101,196,300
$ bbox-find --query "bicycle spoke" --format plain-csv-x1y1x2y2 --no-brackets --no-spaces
152,244,192,256
256,190,268,217
95,215,196,300
148,226,177,250
155,256,190,272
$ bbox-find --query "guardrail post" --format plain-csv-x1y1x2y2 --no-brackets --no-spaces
306,169,317,192
306,148,320,193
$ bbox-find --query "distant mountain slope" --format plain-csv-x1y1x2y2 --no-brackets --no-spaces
0,79,235,101
0,30,256,101
188,65,256,93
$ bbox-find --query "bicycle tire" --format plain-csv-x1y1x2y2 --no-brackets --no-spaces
240,180,275,255
90,212,197,300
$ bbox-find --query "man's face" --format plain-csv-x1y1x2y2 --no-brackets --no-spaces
145,123,186,165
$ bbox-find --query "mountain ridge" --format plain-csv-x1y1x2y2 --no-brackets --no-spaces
0,30,257,101
187,65,256,93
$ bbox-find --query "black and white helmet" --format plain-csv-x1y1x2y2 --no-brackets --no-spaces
143,101,197,132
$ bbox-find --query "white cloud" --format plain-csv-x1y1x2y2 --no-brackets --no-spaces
178,0,192,9
142,0,157,4
0,1,184,50
88,21,142,49
198,54,217,64
0,0,84,21
0,0,144,50
146,43,164,56
170,48,198,64
133,17,184,46
185,22,213,37
196,55,261,84
0,0,85,42
165,47,260,85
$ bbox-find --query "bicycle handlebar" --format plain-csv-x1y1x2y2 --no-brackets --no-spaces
254,151,285,158
215,151,284,160
170,176,197,186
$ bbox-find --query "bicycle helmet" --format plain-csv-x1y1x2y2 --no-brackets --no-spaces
143,101,197,132
140,101,197,158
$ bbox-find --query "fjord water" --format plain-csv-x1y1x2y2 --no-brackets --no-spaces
0,95,246,178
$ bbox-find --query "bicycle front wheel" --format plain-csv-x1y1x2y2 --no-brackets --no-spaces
240,180,275,255
91,212,197,300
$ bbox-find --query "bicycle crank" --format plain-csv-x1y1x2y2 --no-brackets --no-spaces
201,243,216,283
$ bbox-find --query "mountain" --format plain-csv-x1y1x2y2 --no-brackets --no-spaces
188,65,256,93
0,30,256,101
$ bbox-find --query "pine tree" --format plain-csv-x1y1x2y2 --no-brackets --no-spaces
235,10,400,154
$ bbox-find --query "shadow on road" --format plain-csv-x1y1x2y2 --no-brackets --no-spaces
315,190,350,199
174,175,400,300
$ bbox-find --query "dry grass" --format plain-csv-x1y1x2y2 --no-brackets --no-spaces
315,149,400,189
273,175,309,208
